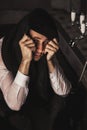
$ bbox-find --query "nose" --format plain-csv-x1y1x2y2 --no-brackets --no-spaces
36,44,43,53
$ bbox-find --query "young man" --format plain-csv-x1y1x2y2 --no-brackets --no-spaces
1,8,71,130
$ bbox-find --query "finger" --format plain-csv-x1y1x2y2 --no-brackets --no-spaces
44,48,55,55
25,46,36,53
53,38,58,44
46,44,58,52
53,38,59,47
19,34,31,43
22,39,34,45
25,43,35,48
31,47,36,52
48,41,59,50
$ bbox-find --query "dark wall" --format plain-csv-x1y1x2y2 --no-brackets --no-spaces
0,0,86,12
0,0,51,10
0,0,87,24
51,0,87,14
0,0,51,24
51,0,70,12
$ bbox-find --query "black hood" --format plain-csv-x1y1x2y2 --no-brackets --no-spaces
28,8,58,40
1,8,59,76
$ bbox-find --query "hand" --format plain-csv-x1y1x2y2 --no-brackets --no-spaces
44,38,59,61
19,34,35,62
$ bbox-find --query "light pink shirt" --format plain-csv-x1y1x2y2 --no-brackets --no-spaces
0,38,71,111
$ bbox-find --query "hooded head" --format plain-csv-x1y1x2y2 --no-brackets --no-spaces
27,8,58,40
1,8,59,100
1,8,59,75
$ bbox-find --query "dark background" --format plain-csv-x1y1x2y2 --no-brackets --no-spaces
0,0,51,10
0,0,85,24
0,1,87,130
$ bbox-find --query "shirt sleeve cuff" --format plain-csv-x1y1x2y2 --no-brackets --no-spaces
49,69,57,81
50,69,60,86
14,71,29,87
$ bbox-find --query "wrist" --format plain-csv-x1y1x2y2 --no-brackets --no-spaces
19,59,31,75
47,60,55,73
22,58,32,63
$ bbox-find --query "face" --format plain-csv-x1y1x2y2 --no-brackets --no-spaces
30,29,48,61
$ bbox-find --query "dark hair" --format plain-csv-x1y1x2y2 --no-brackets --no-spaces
1,8,59,100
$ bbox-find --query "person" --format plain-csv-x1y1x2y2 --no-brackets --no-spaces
0,8,72,130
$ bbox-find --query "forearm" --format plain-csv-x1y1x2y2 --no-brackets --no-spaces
48,57,71,96
49,68,71,96
19,59,31,75
1,71,29,111
0,38,30,110
47,60,55,73
5,83,28,111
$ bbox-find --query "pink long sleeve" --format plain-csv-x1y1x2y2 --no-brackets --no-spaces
0,38,29,111
49,56,71,96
